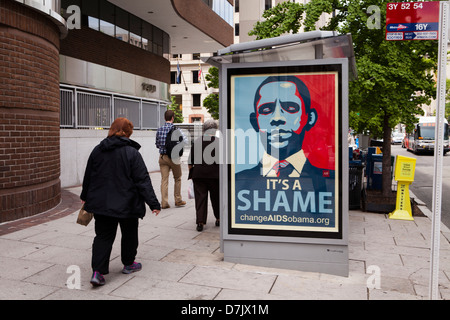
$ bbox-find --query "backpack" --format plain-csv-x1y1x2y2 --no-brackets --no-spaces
165,126,184,160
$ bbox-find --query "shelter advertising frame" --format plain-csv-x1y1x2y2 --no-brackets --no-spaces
219,58,349,276
224,60,346,244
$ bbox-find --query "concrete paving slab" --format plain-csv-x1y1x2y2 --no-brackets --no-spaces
162,248,232,269
214,288,284,300
21,231,93,250
271,274,367,300
43,287,126,300
0,238,48,259
368,289,422,300
0,278,59,300
131,259,195,282
21,245,90,266
137,243,175,261
179,266,278,294
110,276,221,300
0,226,53,241
0,256,53,281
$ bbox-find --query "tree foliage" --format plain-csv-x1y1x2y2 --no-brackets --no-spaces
203,67,220,120
168,95,183,123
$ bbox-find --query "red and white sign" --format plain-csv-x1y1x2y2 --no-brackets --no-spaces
386,2,440,41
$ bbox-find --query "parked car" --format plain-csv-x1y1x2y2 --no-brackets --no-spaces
391,132,404,144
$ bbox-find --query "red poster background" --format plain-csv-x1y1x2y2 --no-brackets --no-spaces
297,74,337,171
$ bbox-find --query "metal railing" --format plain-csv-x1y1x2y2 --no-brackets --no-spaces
60,85,168,130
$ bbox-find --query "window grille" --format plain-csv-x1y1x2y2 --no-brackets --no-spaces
77,91,112,128
159,104,168,125
60,89,74,128
142,101,159,129
114,97,140,129
60,85,167,130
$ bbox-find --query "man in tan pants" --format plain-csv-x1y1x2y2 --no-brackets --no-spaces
155,110,186,209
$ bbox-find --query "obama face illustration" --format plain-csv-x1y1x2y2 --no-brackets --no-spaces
250,75,318,161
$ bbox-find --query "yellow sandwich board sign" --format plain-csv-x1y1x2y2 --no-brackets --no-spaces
394,155,416,182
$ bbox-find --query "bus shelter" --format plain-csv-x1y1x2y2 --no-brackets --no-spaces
205,31,357,276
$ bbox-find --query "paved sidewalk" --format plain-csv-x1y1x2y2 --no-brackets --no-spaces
1,166,450,300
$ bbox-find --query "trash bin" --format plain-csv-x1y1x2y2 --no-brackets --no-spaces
349,163,364,210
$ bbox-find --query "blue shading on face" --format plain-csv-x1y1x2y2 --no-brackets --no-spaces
256,81,304,150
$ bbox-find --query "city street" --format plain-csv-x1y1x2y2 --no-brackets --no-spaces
390,144,450,228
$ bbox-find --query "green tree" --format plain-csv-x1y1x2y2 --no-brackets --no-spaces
168,95,183,123
249,0,438,197
203,67,220,120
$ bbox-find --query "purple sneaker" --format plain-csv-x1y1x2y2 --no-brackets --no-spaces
90,271,105,286
122,262,142,274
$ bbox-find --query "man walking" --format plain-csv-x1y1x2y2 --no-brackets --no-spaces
155,110,187,209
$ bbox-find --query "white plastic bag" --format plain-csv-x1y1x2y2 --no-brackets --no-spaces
188,180,195,199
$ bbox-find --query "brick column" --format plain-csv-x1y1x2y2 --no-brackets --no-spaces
0,0,62,222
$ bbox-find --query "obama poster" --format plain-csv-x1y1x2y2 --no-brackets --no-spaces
229,64,343,239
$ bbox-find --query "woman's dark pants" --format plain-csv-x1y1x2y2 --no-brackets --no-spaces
91,214,139,274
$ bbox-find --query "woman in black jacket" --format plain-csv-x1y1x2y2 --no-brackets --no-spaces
188,120,220,232
81,117,161,286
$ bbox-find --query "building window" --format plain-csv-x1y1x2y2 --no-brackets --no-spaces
202,0,213,7
192,70,200,84
204,0,233,26
174,95,183,110
193,53,201,60
64,0,170,58
235,23,239,36
88,16,100,30
115,7,129,42
129,14,142,48
142,22,153,51
189,114,204,123
81,0,97,28
192,94,201,107
171,71,183,84
265,0,272,11
99,0,115,37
